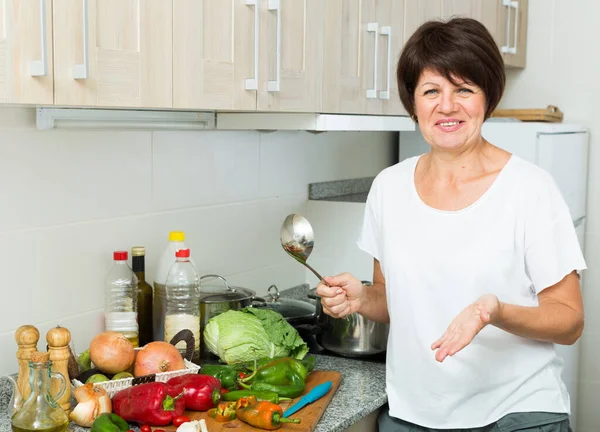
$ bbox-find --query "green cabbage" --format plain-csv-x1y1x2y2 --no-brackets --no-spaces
203,307,308,364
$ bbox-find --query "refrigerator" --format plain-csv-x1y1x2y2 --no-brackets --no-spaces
399,121,589,429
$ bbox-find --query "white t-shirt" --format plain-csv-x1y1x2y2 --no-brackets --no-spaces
357,154,587,429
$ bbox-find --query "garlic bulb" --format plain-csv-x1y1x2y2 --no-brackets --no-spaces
176,420,202,432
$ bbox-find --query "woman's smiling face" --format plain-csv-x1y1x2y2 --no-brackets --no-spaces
414,69,487,153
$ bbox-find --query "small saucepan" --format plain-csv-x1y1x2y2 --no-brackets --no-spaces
308,281,389,357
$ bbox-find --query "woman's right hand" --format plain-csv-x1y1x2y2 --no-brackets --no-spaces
316,273,365,318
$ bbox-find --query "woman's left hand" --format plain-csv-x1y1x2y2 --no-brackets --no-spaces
431,294,501,362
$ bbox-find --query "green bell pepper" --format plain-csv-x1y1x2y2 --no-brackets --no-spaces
91,413,129,432
248,357,308,385
201,364,243,391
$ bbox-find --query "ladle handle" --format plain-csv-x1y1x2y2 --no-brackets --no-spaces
304,262,330,287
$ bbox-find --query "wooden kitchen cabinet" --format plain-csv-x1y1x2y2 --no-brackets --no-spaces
322,0,407,116
257,0,324,112
173,0,256,111
442,0,528,69
494,0,528,68
53,0,173,108
438,0,528,69
0,0,53,104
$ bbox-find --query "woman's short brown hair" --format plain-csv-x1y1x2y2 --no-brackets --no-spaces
397,18,505,120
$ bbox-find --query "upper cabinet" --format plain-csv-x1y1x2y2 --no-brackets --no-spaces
322,0,407,116
0,0,527,116
440,0,528,68
494,0,528,68
53,0,173,108
257,0,324,112
0,0,53,104
173,0,256,111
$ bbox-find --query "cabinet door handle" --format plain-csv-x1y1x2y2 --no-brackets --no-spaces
501,0,519,54
379,26,392,100
30,0,48,77
366,23,378,99
267,0,281,92
245,0,258,91
73,0,89,79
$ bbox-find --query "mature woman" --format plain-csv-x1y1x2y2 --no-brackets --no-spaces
316,18,585,432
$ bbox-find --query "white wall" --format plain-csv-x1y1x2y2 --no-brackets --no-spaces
497,1,600,430
0,107,395,374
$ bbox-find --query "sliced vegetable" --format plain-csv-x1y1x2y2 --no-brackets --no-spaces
207,401,237,422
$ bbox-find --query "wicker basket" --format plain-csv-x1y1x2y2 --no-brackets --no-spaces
72,359,200,398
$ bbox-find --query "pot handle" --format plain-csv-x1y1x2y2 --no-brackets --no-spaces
200,274,236,292
168,329,195,362
249,296,267,307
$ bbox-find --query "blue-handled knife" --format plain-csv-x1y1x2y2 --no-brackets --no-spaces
283,380,333,418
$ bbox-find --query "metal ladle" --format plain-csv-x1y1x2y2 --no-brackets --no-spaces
280,214,330,286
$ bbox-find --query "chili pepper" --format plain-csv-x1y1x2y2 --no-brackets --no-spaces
167,374,222,411
221,389,291,404
236,399,301,430
207,401,237,422
90,413,129,432
244,381,306,399
201,364,245,391
243,357,308,385
112,382,185,426
235,395,258,410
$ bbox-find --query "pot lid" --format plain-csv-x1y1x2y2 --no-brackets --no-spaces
256,285,316,318
199,274,256,303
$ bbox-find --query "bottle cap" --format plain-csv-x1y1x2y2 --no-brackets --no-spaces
113,251,128,261
30,351,50,363
169,231,185,242
175,249,191,258
131,246,146,257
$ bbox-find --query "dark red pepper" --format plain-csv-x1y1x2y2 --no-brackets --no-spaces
112,382,185,426
167,374,222,411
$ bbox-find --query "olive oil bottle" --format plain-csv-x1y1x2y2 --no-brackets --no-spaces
132,246,153,346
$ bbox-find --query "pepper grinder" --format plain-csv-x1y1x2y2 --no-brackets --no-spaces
46,326,72,414
15,325,40,401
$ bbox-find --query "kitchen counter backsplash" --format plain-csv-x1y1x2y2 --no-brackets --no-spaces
308,177,373,203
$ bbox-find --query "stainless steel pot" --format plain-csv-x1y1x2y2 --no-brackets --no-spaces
252,285,316,326
308,281,389,357
199,274,264,360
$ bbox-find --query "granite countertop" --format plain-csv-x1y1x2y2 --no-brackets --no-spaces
0,355,387,432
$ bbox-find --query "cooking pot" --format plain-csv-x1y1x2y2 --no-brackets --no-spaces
199,274,265,360
308,281,389,357
252,285,316,326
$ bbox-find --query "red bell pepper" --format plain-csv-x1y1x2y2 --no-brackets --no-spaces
167,374,222,411
112,382,185,426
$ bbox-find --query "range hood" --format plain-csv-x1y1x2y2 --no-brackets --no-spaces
36,107,415,132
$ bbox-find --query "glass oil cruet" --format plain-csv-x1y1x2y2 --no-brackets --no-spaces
11,351,69,432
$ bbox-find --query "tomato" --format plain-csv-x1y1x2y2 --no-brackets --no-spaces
173,416,191,427
140,426,151,432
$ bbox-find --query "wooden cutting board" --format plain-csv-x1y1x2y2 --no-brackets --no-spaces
491,105,564,122
154,370,342,432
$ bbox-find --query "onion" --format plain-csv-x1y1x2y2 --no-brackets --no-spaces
69,383,112,427
134,341,185,377
89,331,135,375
